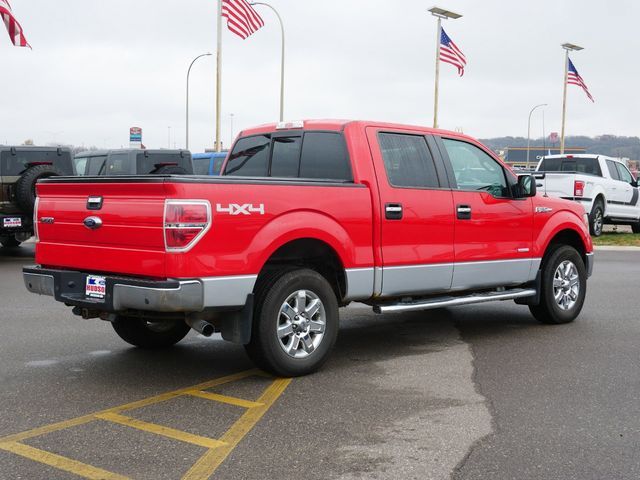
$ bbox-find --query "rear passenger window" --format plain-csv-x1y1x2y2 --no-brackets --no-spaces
378,133,439,188
615,162,634,184
606,160,620,181
226,135,271,176
270,137,302,178
299,133,352,181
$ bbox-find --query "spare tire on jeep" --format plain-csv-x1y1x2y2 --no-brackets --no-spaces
15,164,64,213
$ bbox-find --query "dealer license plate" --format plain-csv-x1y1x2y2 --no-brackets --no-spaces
3,217,22,228
85,275,106,300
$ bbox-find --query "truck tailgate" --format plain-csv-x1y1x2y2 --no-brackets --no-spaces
35,180,168,278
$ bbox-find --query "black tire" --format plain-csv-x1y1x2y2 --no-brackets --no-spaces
244,268,339,377
111,316,191,349
15,164,63,213
529,245,587,325
153,165,187,175
632,221,640,234
0,237,21,248
589,200,604,237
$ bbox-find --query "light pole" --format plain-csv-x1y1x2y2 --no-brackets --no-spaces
230,113,235,146
527,103,547,169
428,6,462,129
186,52,213,150
250,2,285,122
560,42,583,154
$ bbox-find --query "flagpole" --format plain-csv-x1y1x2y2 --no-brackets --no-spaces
433,16,442,129
560,43,584,155
560,49,569,155
215,0,223,152
428,7,462,129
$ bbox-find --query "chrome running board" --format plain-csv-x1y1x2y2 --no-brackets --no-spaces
372,288,537,314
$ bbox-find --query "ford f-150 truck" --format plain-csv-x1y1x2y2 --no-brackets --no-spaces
23,120,594,376
535,154,640,236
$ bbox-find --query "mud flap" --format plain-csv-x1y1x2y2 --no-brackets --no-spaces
218,294,254,344
514,271,542,306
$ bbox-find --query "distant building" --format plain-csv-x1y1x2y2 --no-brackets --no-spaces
504,147,586,169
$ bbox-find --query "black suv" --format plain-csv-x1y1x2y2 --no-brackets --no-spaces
0,146,74,248
73,149,194,176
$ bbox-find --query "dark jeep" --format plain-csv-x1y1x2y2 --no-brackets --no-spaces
0,146,74,248
73,149,194,176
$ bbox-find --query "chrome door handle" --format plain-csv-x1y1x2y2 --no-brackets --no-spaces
385,203,403,220
457,205,472,220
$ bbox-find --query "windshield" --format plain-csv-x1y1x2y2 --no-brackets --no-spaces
538,157,602,176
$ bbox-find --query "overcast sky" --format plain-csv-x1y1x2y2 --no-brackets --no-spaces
1,0,638,151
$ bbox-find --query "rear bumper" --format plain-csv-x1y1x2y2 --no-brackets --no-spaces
23,266,256,313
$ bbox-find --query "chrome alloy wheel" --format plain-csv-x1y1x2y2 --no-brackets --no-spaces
593,210,603,236
277,290,326,358
553,260,580,311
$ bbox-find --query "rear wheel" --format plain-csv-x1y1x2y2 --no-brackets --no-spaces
529,245,586,324
589,200,604,237
111,316,191,349
632,221,640,234
0,237,21,248
244,269,339,377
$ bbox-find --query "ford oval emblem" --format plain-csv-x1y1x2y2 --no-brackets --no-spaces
83,216,103,230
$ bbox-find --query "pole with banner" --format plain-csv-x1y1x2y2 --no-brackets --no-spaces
428,7,462,129
560,43,584,154
216,0,223,152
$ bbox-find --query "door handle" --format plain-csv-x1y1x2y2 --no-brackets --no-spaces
385,203,403,220
457,205,472,220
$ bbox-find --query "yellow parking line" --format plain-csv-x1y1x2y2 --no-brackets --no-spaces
186,390,265,409
181,377,292,480
0,415,96,444
95,412,226,450
0,441,129,480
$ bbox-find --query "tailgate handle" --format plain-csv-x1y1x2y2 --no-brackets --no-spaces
87,196,103,210
385,203,403,220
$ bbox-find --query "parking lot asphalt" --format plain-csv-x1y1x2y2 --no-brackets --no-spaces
0,245,638,479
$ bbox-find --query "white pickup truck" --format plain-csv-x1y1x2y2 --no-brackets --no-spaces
535,154,640,236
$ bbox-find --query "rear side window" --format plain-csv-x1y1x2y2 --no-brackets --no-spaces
0,151,73,175
300,132,352,181
225,135,271,176
606,160,620,180
378,133,439,188
87,156,106,175
270,137,302,177
138,153,192,174
105,153,133,175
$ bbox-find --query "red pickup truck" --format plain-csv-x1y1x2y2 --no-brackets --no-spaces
24,120,594,376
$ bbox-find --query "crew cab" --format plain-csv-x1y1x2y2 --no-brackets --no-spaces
535,154,640,236
23,120,594,376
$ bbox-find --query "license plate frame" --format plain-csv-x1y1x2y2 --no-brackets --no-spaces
3,217,22,228
85,275,107,301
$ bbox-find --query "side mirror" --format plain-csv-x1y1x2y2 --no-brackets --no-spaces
516,174,537,198
632,180,638,188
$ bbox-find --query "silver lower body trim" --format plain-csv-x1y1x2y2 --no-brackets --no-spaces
585,252,594,277
344,268,375,301
201,275,258,307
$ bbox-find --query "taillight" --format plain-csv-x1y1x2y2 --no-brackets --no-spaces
33,196,40,242
574,181,585,197
164,200,211,252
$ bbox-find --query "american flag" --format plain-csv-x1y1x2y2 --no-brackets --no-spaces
0,0,29,48
440,28,465,76
221,0,264,40
567,58,594,102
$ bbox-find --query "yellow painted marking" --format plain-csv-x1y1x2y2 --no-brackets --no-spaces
0,441,129,480
95,412,226,450
187,390,265,409
0,415,96,444
181,377,292,480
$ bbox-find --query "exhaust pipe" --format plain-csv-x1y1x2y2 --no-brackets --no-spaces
185,317,215,337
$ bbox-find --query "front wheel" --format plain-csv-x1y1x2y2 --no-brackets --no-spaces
529,245,587,324
112,316,191,349
245,269,339,377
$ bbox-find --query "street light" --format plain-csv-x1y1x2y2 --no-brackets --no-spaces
186,52,213,150
428,6,462,129
250,2,286,122
527,103,547,169
560,43,584,154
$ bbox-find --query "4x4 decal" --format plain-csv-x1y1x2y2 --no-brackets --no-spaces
216,203,265,215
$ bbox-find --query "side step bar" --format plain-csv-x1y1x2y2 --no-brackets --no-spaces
373,288,537,314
